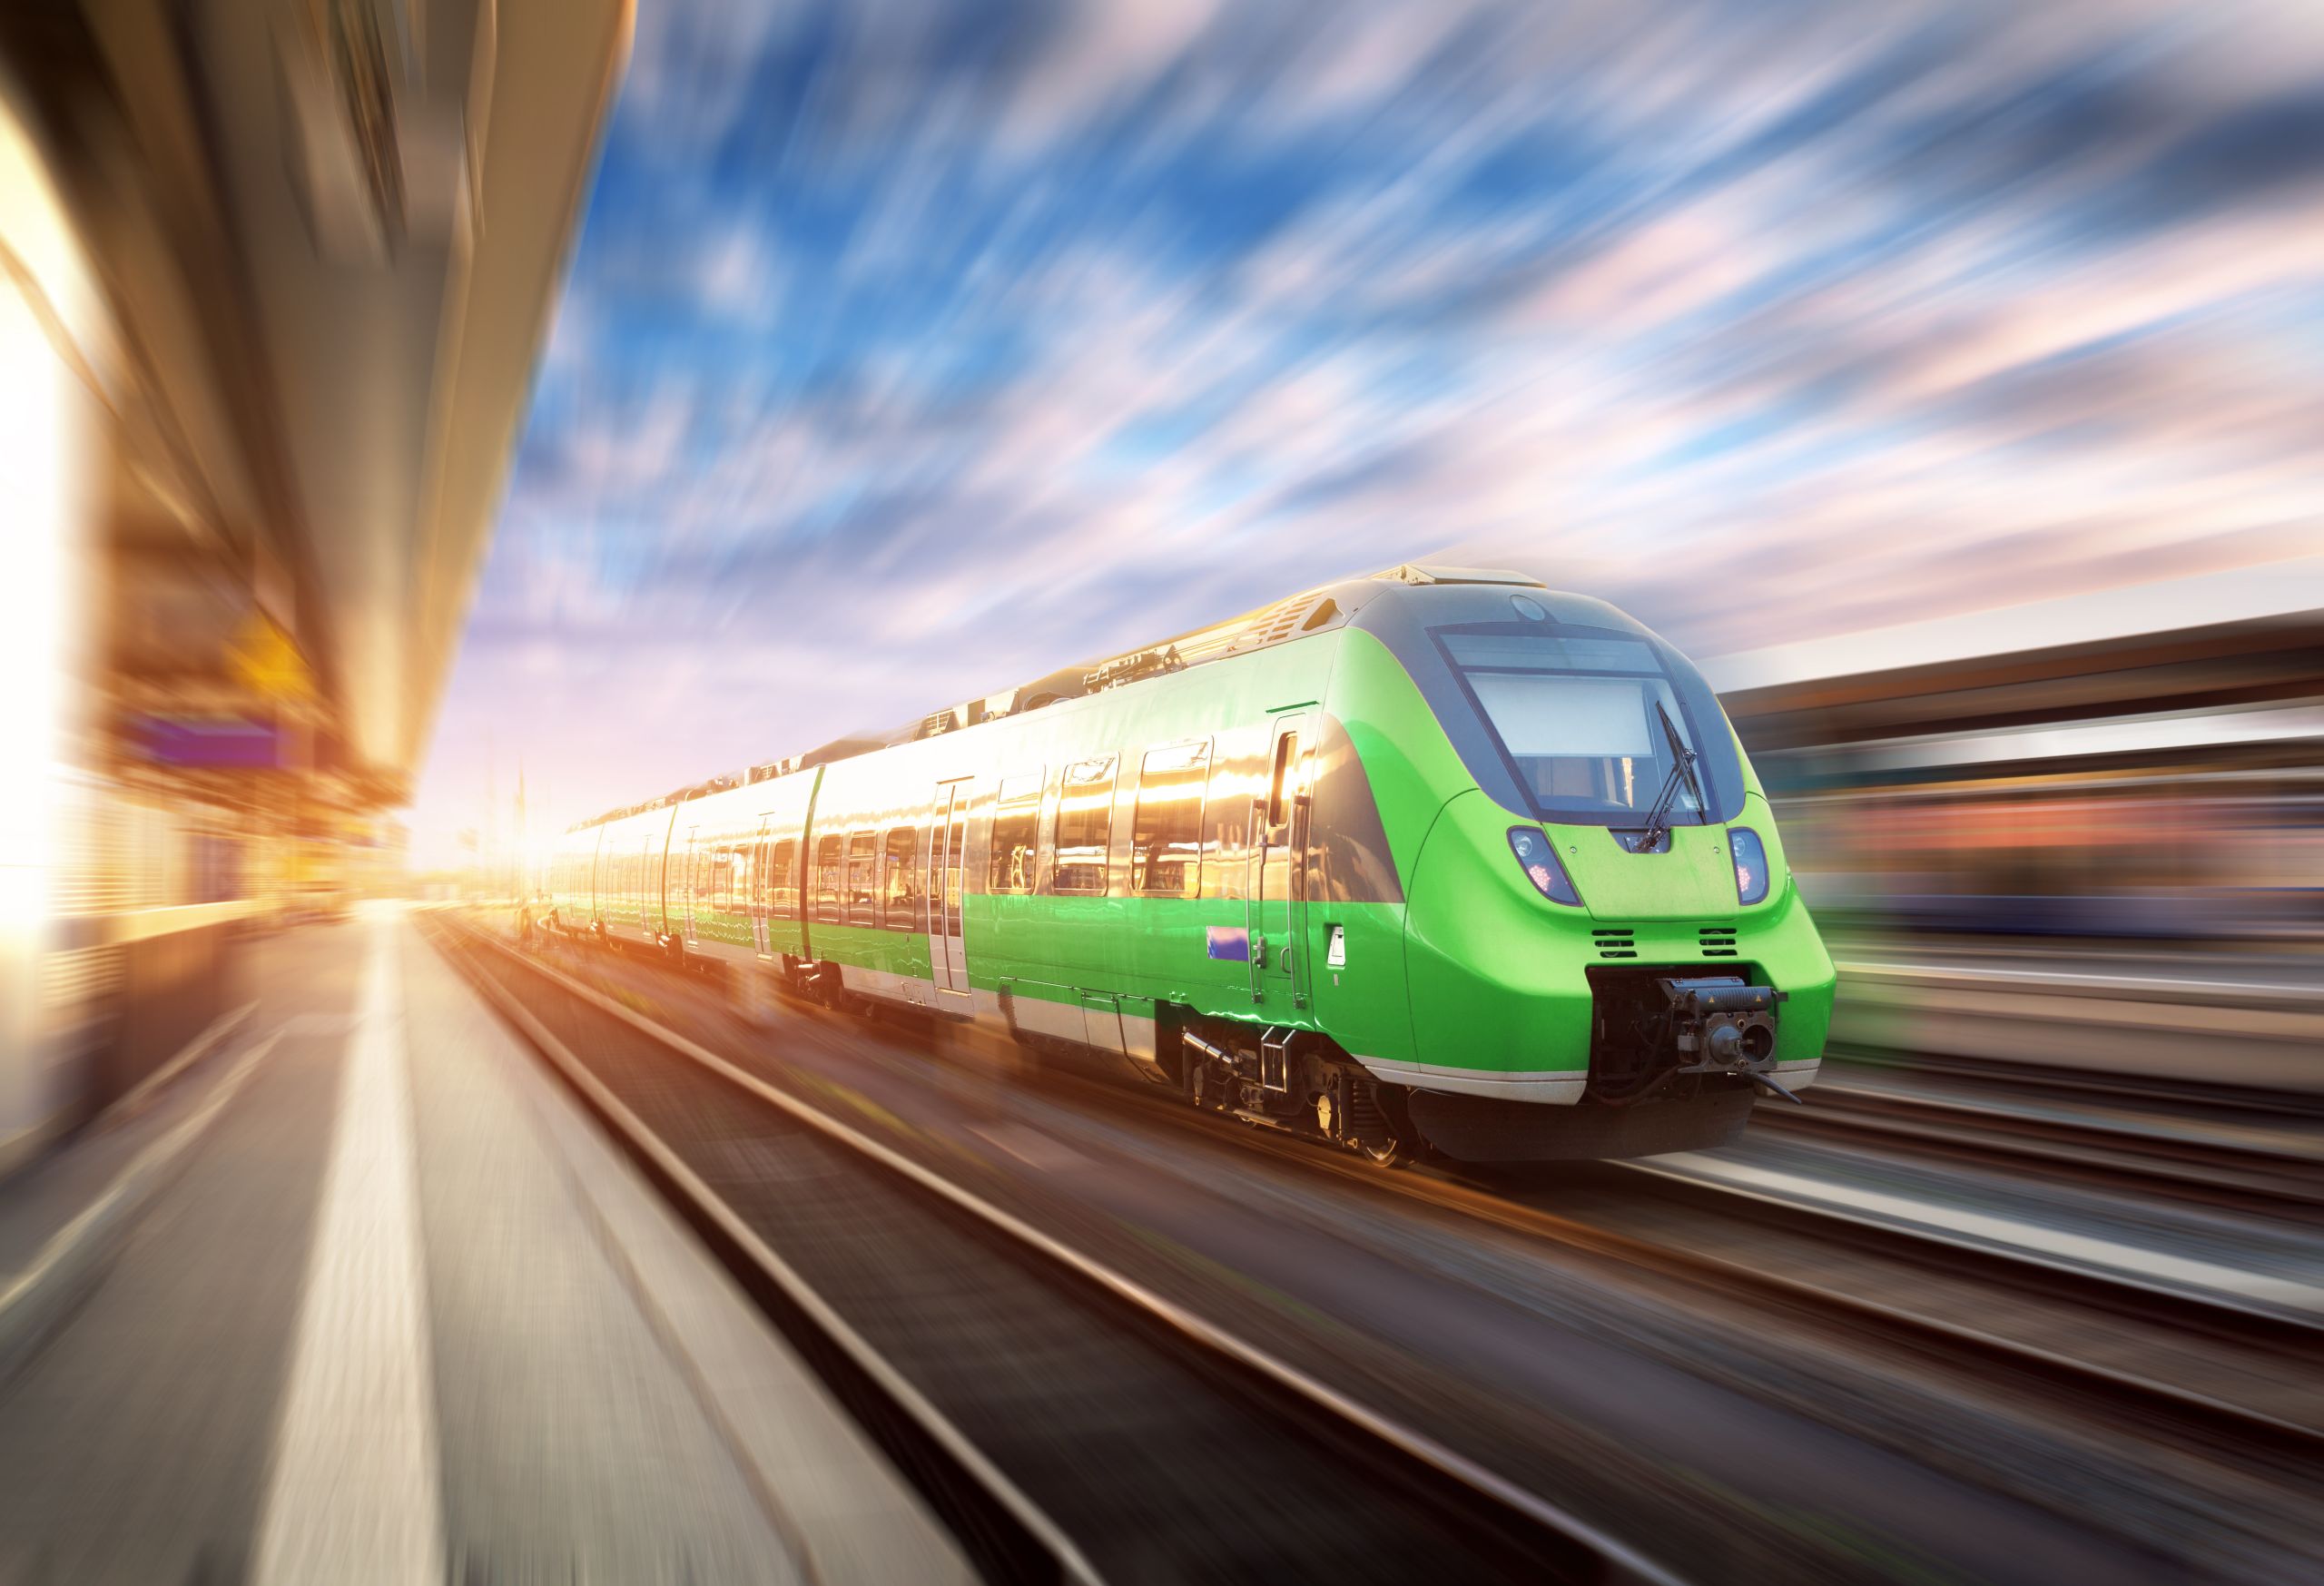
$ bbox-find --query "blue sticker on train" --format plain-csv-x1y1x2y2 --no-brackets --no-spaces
1205,926,1250,962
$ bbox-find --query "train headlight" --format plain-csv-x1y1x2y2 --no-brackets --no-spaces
1729,827,1771,904
1507,828,1582,906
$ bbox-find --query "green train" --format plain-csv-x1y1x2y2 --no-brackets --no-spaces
545,565,1835,1162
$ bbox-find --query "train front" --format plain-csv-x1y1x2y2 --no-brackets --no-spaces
1345,581,1836,1161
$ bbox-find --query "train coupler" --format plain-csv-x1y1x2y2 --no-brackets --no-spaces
1660,976,1795,1098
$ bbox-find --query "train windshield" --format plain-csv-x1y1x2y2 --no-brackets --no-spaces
1432,627,1746,827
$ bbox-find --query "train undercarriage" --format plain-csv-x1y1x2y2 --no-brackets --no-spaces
1176,1024,1418,1166
547,915,1781,1166
1171,964,1788,1165
1171,1020,1766,1166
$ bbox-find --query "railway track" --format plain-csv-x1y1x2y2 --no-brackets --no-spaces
461,914,2324,1541
1122,1087,2324,1471
1591,1158,2324,1457
1168,1106,2324,1468
422,914,1677,1586
1746,1068,2324,1218
917,1023,2324,1473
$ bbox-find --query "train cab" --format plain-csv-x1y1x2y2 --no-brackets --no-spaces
1324,577,1837,1157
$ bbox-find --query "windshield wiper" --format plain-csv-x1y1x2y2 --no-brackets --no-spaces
1632,701,1703,853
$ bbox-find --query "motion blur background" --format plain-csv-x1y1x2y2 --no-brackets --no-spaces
6,2,2319,1060
1,0,2320,1580
421,0,2324,964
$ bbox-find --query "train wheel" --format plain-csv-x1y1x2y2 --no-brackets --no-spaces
1338,1075,1415,1167
1184,1055,1223,1112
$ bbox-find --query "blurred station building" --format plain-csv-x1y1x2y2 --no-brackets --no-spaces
0,0,625,1164
1714,566,2324,1091
1715,563,2324,946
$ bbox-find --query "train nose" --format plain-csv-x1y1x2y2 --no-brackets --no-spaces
1556,824,1741,920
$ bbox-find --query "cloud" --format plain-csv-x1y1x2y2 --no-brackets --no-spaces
1002,0,1226,143
694,223,786,324
409,0,2324,860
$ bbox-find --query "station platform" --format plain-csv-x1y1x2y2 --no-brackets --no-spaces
0,905,969,1585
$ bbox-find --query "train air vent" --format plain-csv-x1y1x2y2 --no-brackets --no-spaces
1225,593,1334,655
1698,926,1739,958
1593,928,1638,960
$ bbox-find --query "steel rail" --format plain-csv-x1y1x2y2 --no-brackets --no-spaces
1748,1080,2324,1215
428,914,1681,1586
1009,1062,2324,1467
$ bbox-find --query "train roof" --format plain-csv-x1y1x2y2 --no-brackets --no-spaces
570,564,1558,832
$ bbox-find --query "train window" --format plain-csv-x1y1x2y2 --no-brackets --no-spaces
1199,733,1262,901
847,832,878,925
881,826,919,931
1053,757,1116,894
1132,742,1209,897
1431,626,1744,825
813,834,844,922
1266,733,1300,830
989,772,1044,894
770,837,799,916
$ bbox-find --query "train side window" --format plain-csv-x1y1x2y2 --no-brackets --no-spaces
847,831,878,926
881,826,919,931
988,771,1043,894
1053,757,1116,894
1132,741,1210,897
770,837,799,917
1200,730,1265,901
813,834,843,922
1267,732,1300,830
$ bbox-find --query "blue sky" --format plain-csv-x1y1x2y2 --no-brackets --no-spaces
409,0,2324,860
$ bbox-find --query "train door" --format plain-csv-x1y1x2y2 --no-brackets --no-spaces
1249,711,1315,1017
681,824,700,944
636,833,655,940
926,780,974,1013
646,826,665,941
750,819,773,956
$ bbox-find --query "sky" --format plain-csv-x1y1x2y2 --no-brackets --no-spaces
409,0,2324,864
